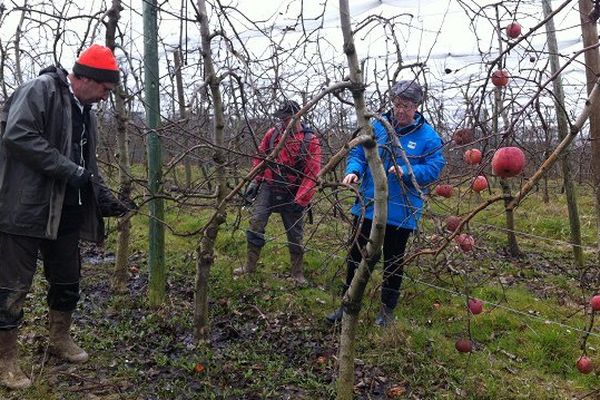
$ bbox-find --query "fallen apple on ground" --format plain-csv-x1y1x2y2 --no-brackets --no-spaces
468,298,483,315
576,356,593,374
455,339,473,353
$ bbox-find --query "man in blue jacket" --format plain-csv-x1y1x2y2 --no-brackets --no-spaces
326,79,445,326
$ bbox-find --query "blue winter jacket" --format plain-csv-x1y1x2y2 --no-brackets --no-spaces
346,111,445,230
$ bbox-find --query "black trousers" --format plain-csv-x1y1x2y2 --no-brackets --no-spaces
344,217,412,309
0,208,82,330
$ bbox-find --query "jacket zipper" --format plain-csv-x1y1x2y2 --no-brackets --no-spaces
79,123,87,205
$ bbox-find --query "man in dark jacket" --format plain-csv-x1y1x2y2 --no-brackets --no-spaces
0,44,133,389
234,100,321,284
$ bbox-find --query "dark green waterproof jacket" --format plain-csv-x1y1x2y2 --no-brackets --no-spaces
0,66,121,242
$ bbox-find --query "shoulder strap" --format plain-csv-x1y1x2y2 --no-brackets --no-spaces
268,125,282,153
299,125,313,159
268,123,313,155
293,125,313,174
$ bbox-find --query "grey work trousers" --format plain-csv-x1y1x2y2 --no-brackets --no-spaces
246,184,305,256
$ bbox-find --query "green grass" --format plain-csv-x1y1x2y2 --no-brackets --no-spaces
3,176,600,399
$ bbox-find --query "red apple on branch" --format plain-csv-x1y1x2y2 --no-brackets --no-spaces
506,22,522,39
471,175,488,192
455,339,473,353
464,149,482,165
491,69,510,87
435,184,453,198
468,298,484,315
492,147,526,177
591,295,600,311
576,356,593,374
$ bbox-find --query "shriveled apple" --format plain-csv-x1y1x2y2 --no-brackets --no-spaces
456,233,475,252
446,216,462,232
491,69,510,87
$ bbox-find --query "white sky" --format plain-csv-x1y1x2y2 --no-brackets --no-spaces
201,0,589,117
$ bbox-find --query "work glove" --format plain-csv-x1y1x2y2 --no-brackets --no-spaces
113,194,138,217
67,166,92,188
242,181,259,206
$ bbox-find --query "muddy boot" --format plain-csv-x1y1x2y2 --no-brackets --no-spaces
0,329,31,389
233,244,261,276
290,252,307,285
48,310,89,364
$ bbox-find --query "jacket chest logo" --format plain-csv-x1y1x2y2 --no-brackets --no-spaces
407,141,417,149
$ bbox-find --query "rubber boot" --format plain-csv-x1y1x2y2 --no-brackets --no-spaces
374,304,395,327
233,244,261,276
0,329,31,389
48,310,89,363
325,284,349,323
290,252,307,285
325,307,344,324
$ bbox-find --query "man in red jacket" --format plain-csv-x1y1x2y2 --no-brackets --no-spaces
235,100,321,284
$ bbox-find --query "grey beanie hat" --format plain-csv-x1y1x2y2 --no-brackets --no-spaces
391,79,424,104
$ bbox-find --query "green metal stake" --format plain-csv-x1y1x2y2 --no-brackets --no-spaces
144,0,165,306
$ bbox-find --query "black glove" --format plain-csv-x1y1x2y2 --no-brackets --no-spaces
242,181,259,205
121,198,138,213
67,166,92,188
112,196,138,217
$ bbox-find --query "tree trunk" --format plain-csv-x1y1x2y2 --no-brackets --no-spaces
144,0,166,306
578,0,600,260
499,178,521,256
194,0,228,341
173,48,193,189
337,1,388,399
105,0,134,293
544,0,584,266
112,81,133,292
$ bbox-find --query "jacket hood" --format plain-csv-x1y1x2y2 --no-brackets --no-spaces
38,65,69,87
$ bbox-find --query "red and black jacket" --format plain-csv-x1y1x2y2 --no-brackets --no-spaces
253,124,321,207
